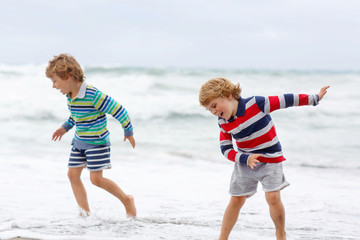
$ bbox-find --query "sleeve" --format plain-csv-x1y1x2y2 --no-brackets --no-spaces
92,89,134,136
220,126,250,165
255,93,319,114
61,116,75,131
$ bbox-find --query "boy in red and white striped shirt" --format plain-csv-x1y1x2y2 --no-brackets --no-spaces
199,78,329,240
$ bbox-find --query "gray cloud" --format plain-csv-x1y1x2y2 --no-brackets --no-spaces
0,0,359,70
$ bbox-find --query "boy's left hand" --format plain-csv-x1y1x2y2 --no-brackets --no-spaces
124,135,136,149
318,86,330,101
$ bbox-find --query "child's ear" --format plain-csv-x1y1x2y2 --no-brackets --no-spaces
64,73,72,81
227,94,233,100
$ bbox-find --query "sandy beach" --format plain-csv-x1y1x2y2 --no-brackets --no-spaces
1,66,359,240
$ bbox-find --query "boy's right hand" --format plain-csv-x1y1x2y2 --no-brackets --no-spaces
52,127,67,141
248,154,261,170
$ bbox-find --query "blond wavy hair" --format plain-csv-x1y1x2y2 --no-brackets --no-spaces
199,77,241,106
45,53,85,82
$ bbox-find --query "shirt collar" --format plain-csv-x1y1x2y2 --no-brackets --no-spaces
226,97,245,122
235,97,245,116
77,81,87,99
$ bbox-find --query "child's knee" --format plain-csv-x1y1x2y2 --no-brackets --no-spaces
90,174,103,187
265,191,281,205
67,168,81,182
230,195,247,205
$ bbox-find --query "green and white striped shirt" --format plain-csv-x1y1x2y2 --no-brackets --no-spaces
62,82,133,146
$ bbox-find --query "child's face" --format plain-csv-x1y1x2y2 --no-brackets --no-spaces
205,96,237,120
50,74,71,95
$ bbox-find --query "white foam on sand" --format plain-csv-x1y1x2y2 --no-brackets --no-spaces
0,152,359,240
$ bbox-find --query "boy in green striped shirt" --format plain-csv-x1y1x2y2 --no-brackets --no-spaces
46,53,136,217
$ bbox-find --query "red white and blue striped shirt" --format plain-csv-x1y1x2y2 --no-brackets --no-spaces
219,93,319,165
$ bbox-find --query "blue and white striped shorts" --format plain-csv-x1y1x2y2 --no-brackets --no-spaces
68,146,112,171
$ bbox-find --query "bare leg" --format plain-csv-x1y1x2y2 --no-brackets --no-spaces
219,196,247,240
68,167,90,214
265,191,286,240
90,170,136,217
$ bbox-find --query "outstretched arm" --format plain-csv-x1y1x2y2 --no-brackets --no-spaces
255,86,329,114
318,86,330,101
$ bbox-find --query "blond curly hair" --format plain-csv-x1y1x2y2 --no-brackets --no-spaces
45,53,85,82
199,77,241,106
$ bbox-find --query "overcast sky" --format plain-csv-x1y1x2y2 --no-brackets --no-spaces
1,0,359,70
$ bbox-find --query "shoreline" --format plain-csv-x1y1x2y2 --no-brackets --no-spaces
10,238,39,240
1,162,359,239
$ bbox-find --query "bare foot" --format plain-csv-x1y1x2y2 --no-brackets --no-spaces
125,195,137,217
79,207,90,217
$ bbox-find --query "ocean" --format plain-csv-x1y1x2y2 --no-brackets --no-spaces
0,65,359,240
